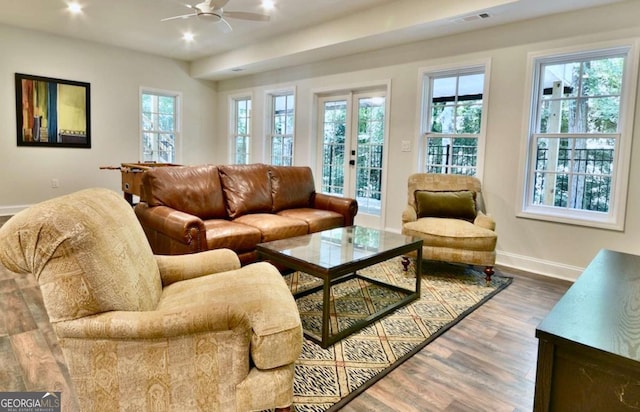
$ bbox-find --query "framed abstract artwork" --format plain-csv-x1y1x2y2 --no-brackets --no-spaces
15,73,91,148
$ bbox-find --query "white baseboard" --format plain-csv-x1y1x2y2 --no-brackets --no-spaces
496,250,582,282
386,225,581,281
0,205,29,216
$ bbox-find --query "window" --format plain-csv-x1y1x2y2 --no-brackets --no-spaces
520,45,637,229
421,65,488,176
140,89,179,163
268,91,295,166
231,96,251,164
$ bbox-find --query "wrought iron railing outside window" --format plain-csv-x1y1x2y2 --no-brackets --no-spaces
534,145,613,212
425,139,477,176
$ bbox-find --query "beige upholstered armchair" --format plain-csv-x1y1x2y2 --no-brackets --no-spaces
0,188,302,412
402,173,497,283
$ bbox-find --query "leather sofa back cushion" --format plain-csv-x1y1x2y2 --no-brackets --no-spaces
219,163,272,218
143,165,227,219
270,166,315,212
415,190,477,221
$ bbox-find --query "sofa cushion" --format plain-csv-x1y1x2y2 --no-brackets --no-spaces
415,190,477,221
233,214,308,242
203,219,262,253
270,166,315,212
277,208,344,233
219,164,272,218
143,165,227,219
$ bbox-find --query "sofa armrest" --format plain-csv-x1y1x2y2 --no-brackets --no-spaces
402,205,417,224
134,203,206,253
474,211,496,231
312,193,358,226
53,302,250,340
155,249,242,286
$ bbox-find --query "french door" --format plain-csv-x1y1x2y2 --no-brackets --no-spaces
318,91,387,228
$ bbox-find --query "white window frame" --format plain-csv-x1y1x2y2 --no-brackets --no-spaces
418,59,491,178
517,41,639,231
265,87,296,166
139,87,181,163
229,94,252,164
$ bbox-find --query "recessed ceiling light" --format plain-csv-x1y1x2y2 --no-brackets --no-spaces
183,32,195,42
261,0,275,11
67,2,82,14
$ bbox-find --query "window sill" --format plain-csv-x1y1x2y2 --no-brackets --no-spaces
516,207,624,231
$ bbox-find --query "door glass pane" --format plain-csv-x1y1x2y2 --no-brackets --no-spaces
321,100,346,195
356,97,384,216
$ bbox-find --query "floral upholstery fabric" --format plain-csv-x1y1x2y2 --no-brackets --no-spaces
0,188,302,411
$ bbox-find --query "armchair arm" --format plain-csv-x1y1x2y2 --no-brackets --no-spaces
134,203,206,254
402,205,417,224
156,248,242,286
474,211,496,231
53,302,250,340
312,193,358,226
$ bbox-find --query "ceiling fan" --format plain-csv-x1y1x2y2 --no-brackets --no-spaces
161,0,270,31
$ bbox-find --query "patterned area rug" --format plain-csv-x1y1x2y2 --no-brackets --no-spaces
281,257,512,411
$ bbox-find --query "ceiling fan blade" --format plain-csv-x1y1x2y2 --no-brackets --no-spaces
218,17,233,33
209,0,230,8
161,13,197,22
224,11,271,21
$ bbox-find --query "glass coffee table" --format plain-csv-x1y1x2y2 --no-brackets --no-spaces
256,225,422,348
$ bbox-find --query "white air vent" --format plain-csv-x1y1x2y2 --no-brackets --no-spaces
452,12,491,23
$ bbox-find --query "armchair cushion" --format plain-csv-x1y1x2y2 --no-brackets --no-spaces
403,218,496,251
415,190,477,221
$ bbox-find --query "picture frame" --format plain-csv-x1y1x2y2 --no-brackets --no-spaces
15,73,91,148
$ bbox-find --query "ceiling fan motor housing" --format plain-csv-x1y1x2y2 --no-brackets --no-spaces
198,11,223,21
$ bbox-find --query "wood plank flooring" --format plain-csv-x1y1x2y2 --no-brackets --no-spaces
0,212,570,411
343,268,571,412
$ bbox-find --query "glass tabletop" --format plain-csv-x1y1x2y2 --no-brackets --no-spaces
256,226,420,270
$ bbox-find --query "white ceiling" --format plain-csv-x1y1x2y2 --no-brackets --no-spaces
0,0,626,80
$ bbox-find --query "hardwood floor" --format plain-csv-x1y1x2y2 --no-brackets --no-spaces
0,211,569,411
343,269,571,412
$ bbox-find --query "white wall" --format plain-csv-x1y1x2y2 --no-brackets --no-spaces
0,24,217,213
214,0,640,280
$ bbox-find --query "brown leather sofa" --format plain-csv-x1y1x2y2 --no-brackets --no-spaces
134,163,358,264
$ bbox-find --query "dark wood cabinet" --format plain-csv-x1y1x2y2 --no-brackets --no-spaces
534,249,640,411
